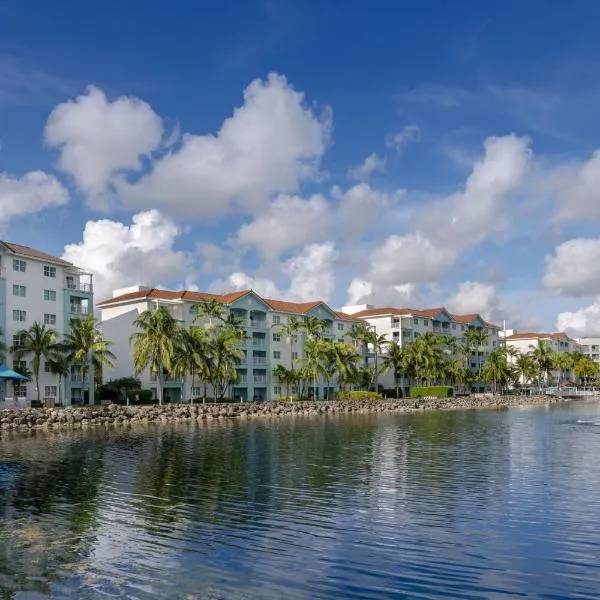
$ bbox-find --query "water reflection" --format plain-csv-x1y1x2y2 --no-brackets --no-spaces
0,404,598,598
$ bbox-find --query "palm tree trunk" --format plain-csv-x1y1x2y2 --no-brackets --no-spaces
157,368,164,405
33,356,40,404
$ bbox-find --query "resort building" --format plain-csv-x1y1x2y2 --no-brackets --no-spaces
98,286,362,402
503,331,581,383
341,304,503,392
0,241,94,405
577,337,600,364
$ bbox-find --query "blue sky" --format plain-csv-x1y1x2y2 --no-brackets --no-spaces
2,0,600,333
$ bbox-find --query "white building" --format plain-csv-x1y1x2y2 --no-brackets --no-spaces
98,286,362,402
504,331,581,383
0,241,94,405
577,337,600,364
342,304,503,393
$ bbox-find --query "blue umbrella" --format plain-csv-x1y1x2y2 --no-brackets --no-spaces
0,365,29,380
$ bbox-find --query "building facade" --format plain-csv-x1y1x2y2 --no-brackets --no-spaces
0,241,93,405
98,286,362,402
577,337,600,365
341,304,503,393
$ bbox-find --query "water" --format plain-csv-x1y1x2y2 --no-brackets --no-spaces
0,402,600,599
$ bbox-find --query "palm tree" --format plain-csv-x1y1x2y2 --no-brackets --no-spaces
481,347,512,394
0,326,7,365
465,327,489,382
331,342,361,394
11,322,57,403
574,356,599,387
275,316,302,370
64,315,115,405
529,340,555,387
192,299,226,327
382,341,406,398
204,325,245,401
172,326,209,402
46,347,71,407
301,338,327,400
553,352,574,388
131,307,180,405
515,353,537,387
273,364,293,400
303,316,326,340
365,330,388,391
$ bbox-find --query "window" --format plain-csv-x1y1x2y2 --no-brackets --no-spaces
273,350,281,359
292,351,298,360
451,324,456,330
337,322,345,331
391,317,400,327
414,332,420,338
192,387,202,397
423,320,429,327
272,333,281,342
12,334,24,348
471,363,477,369
12,285,26,297
274,386,281,396
44,289,57,301
12,259,26,272
392,332,400,340
461,325,466,331
44,386,57,397
272,315,281,325
291,386,298,394
12,310,26,322
14,384,27,398
44,265,56,278
44,361,52,373
413,318,419,325
44,313,57,325
13,360,26,371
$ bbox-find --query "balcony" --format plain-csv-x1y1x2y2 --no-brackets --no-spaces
70,304,89,315
253,357,267,365
149,374,183,383
238,375,248,384
247,318,267,329
253,376,267,385
66,280,93,293
251,338,266,347
70,373,83,382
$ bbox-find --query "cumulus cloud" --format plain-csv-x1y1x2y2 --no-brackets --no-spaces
552,151,600,222
347,153,386,180
62,210,190,303
386,125,420,156
356,134,532,289
0,170,68,223
447,281,500,318
335,183,392,239
209,272,283,298
557,300,600,337
45,86,163,205
543,238,600,296
119,73,331,217
237,193,329,259
345,277,418,307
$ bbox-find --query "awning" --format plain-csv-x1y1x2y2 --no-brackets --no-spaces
0,366,29,381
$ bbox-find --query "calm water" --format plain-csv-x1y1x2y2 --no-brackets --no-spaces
1,402,600,599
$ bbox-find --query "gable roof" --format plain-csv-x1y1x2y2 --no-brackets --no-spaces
97,287,359,320
505,331,575,342
0,241,73,267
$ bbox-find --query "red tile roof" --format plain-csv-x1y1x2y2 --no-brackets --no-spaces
0,241,74,267
97,287,360,320
505,332,574,342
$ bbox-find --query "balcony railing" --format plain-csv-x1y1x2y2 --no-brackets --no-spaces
253,376,267,385
70,373,83,382
253,357,267,365
252,339,266,347
70,304,89,315
66,281,93,293
238,376,248,384
150,374,183,383
247,319,267,329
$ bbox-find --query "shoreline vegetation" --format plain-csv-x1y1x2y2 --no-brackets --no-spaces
0,394,594,434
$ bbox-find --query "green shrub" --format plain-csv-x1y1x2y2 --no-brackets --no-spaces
409,386,454,399
337,391,383,401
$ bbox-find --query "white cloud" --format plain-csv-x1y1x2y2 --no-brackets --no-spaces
357,134,532,288
345,277,418,307
0,170,68,223
237,193,329,259
197,242,240,275
119,73,331,217
447,281,499,318
557,300,600,336
334,183,392,239
543,238,600,297
45,86,163,206
347,153,386,180
209,272,282,298
62,210,190,303
552,151,600,222
284,242,337,302
386,125,420,156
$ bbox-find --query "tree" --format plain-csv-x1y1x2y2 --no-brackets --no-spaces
273,364,295,400
320,341,360,399
172,326,209,402
131,307,180,405
553,352,574,387
514,353,537,386
301,338,328,400
98,376,142,405
382,341,406,398
64,315,115,405
203,325,245,401
481,348,513,394
303,316,326,340
0,326,7,364
529,340,555,386
574,356,599,387
46,348,71,406
11,322,57,403
365,330,388,392
465,327,489,380
275,315,302,370
192,299,226,328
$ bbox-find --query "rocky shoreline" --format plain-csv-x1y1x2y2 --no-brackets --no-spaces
0,394,592,432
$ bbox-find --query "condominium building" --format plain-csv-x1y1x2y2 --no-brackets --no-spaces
341,304,503,392
98,286,362,402
0,241,94,405
577,337,600,364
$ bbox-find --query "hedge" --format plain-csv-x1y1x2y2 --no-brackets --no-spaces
409,386,454,399
337,391,383,401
